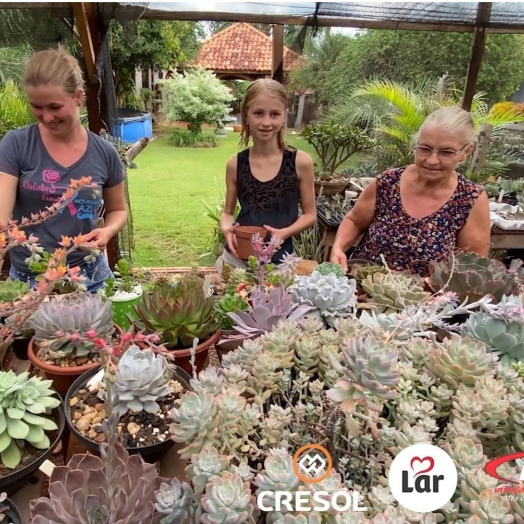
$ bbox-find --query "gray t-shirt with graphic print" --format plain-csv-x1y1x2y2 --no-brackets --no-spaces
0,124,125,271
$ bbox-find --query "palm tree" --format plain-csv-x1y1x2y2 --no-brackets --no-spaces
326,76,523,173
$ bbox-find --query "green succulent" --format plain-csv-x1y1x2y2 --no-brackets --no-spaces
354,264,388,282
0,371,61,469
464,313,524,366
31,293,114,361
428,252,521,304
129,281,220,348
361,272,430,313
186,448,228,494
425,335,497,389
214,294,249,330
254,452,301,494
316,262,346,277
0,280,30,304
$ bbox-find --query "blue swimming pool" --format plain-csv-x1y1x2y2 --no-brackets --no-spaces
111,108,153,143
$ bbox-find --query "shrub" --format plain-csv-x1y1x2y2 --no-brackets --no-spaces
168,129,219,148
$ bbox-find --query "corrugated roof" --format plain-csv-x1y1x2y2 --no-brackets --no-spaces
193,22,301,73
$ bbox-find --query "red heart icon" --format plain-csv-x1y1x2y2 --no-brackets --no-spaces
410,456,434,477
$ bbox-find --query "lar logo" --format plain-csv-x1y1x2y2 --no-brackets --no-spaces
485,451,524,492
388,443,458,512
293,444,333,483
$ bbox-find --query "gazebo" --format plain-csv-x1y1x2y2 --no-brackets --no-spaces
192,22,301,82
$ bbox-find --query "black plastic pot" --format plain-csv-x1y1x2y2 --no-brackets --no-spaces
0,396,65,497
65,364,193,464
1,497,23,524
11,337,30,361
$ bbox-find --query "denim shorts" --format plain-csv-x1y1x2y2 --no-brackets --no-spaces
9,254,114,294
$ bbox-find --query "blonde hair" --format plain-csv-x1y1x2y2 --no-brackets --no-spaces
239,79,290,150
416,106,476,145
24,48,84,96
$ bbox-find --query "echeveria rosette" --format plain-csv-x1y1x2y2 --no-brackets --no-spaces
0,371,61,469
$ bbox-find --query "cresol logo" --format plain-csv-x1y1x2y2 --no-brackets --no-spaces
257,444,368,513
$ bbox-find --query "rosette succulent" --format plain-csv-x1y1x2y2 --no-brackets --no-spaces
154,478,195,524
254,450,301,494
200,473,256,524
129,280,220,348
0,371,61,468
288,270,357,318
316,262,346,277
361,272,430,313
214,294,249,330
464,312,524,366
326,337,399,412
31,292,114,360
110,346,173,416
30,441,163,524
186,448,228,494
428,252,521,304
425,335,497,388
0,280,30,304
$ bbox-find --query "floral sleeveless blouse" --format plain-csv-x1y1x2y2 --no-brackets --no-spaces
352,167,483,276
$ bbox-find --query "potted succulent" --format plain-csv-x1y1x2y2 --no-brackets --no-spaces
128,275,221,375
233,225,267,260
65,345,191,462
99,259,144,331
300,122,374,196
1,312,34,363
27,292,120,396
0,371,65,497
0,493,22,524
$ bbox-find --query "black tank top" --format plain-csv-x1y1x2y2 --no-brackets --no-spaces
227,147,300,264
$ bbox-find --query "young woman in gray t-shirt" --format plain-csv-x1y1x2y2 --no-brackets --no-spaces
0,48,127,292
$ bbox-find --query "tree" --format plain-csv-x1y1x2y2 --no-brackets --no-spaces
160,69,233,132
319,30,524,105
109,20,205,101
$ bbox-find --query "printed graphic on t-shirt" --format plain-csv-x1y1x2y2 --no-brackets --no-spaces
24,168,99,220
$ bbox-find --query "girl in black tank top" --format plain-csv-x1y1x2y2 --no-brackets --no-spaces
219,79,316,266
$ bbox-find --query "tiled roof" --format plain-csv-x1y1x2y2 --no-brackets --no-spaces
193,23,301,73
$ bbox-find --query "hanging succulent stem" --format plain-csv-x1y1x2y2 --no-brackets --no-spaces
189,338,198,380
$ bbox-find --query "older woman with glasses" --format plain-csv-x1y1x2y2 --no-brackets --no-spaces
330,106,491,276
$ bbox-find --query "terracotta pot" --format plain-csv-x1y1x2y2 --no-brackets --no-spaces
314,180,348,196
234,226,267,260
138,329,221,376
295,260,319,276
27,324,124,398
233,124,242,133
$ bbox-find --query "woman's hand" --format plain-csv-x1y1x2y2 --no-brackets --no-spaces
223,225,239,258
330,247,348,271
83,227,114,250
263,225,289,243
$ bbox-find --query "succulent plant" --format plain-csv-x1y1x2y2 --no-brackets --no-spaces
30,441,163,524
200,472,256,524
0,280,30,304
214,293,249,330
186,448,228,494
129,280,220,348
326,337,399,412
169,390,220,459
361,272,430,313
154,478,195,524
3,312,34,339
425,335,497,389
464,312,524,366
109,345,173,416
268,514,323,524
31,292,114,360
0,371,61,468
254,450,301,495
354,264,388,282
227,283,313,338
316,262,346,277
428,252,522,304
288,271,358,318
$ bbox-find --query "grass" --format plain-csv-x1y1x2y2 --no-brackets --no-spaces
128,129,365,267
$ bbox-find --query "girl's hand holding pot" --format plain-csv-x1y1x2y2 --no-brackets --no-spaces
224,224,239,258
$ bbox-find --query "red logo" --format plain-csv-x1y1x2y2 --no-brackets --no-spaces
485,451,524,484
411,457,435,477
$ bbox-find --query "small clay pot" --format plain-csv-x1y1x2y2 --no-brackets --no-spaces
234,226,267,260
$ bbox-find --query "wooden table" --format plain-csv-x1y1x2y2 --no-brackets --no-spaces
317,215,524,261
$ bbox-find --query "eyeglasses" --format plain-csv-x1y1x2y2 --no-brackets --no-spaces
415,144,468,160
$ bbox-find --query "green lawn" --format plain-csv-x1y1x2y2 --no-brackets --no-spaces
128,131,364,267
